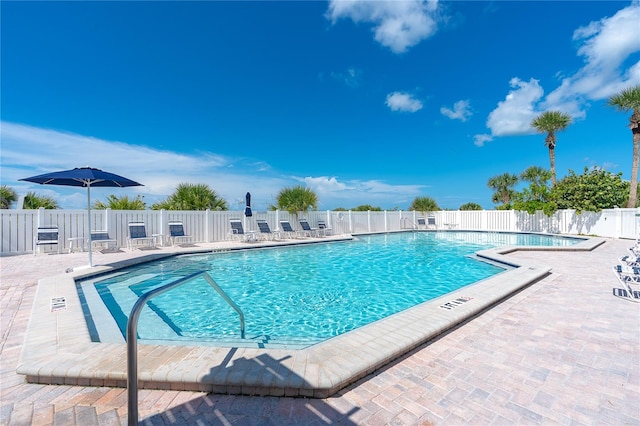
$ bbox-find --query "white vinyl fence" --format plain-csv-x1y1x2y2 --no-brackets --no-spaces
1,208,638,256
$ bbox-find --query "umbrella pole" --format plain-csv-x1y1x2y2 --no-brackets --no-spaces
87,184,93,267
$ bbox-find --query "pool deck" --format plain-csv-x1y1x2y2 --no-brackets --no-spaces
1,233,639,425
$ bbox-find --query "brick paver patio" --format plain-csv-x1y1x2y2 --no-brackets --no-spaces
1,237,639,425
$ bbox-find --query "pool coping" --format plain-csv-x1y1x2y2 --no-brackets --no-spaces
17,233,605,398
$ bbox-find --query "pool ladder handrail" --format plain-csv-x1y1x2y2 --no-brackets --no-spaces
126,270,245,426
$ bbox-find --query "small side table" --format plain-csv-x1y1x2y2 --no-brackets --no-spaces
68,237,85,253
152,233,165,247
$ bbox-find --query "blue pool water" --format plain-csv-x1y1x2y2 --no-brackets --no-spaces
85,231,581,346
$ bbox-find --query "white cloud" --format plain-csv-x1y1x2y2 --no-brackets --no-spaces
486,78,544,137
303,176,425,209
477,2,640,144
386,92,423,112
1,122,426,210
326,0,441,53
330,67,363,88
440,99,472,122
473,134,493,147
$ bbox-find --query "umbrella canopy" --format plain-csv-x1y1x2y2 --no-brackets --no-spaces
20,167,143,268
244,192,252,217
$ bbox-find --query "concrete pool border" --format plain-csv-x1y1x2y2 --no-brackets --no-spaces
16,232,605,398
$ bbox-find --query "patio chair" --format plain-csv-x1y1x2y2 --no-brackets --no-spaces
416,217,426,229
279,220,303,239
228,219,257,242
89,231,118,252
256,219,281,241
127,222,156,250
427,216,437,230
168,221,193,246
34,226,60,255
612,264,640,302
317,219,332,236
299,219,320,237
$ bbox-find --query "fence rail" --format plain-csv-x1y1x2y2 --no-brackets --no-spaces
1,208,638,255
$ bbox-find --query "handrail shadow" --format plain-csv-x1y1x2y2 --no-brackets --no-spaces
140,348,359,424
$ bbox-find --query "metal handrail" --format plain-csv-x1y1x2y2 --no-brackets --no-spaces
126,270,245,425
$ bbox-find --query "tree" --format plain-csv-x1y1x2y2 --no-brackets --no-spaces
94,194,146,210
272,186,318,215
531,111,572,186
487,173,519,209
352,205,383,211
0,185,18,209
460,202,482,211
512,166,556,215
23,192,59,209
552,167,631,213
409,196,439,212
608,84,640,208
151,183,227,210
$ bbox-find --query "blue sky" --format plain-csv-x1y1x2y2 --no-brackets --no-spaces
2,1,639,211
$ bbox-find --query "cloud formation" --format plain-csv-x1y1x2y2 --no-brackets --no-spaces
1,122,425,210
326,0,441,53
475,2,640,145
386,92,424,112
440,100,472,122
330,67,363,88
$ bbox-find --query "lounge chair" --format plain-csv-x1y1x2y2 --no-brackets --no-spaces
613,264,640,302
317,219,332,236
299,219,320,237
279,220,303,239
228,219,257,242
127,222,156,250
89,231,118,252
416,217,426,229
427,216,437,230
168,222,193,246
621,252,640,266
34,226,60,255
256,219,281,240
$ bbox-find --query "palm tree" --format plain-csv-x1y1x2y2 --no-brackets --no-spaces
272,186,318,215
459,202,482,211
151,183,227,210
409,196,439,212
23,192,59,209
487,173,519,209
94,194,146,210
531,111,572,186
0,185,18,209
608,84,640,208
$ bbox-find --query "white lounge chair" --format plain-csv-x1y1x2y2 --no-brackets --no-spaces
168,222,193,246
127,222,156,250
228,219,257,242
256,220,281,241
34,226,60,255
299,219,320,237
612,264,640,302
89,231,118,252
317,220,331,236
279,220,303,239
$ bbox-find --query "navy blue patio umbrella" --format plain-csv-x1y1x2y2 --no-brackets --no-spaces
20,167,143,268
244,192,252,217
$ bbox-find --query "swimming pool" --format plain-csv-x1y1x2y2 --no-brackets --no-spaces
81,231,581,347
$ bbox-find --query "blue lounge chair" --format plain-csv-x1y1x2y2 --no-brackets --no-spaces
229,219,257,242
127,222,156,250
256,220,281,240
317,219,331,236
279,220,302,239
299,219,320,237
34,226,60,255
168,222,193,246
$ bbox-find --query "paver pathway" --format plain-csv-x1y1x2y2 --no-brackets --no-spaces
1,238,639,425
